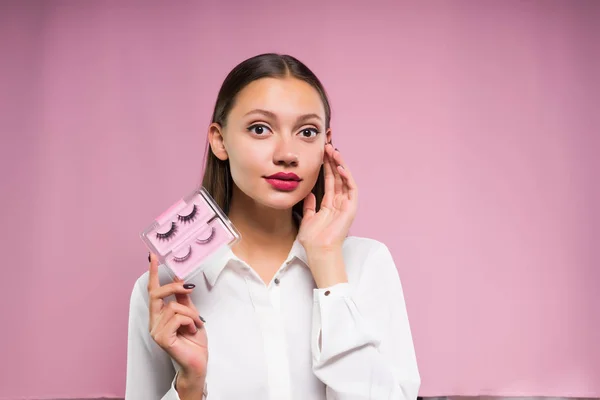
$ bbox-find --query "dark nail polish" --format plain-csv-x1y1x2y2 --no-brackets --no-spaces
148,252,151,263
199,315,206,323
183,283,196,289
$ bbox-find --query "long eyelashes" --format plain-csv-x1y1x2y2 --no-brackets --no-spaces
246,124,320,139
173,245,192,263
156,222,215,245
171,228,215,264
247,124,271,136
155,204,198,241
196,227,215,244
155,204,217,255
177,204,198,224
156,222,178,241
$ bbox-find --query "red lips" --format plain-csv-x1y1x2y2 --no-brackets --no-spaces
264,172,302,191
264,172,301,181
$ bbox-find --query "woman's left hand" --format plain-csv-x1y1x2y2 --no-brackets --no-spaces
298,143,358,286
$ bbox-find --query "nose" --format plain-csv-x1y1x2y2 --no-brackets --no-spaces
273,138,299,167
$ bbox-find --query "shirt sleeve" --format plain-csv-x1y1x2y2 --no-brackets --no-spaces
125,278,182,400
311,242,421,399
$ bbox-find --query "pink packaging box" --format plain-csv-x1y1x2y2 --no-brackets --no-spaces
140,186,241,281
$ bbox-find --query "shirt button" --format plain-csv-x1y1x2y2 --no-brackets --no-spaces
274,278,280,285
324,290,331,296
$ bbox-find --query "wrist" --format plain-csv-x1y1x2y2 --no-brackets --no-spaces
305,244,342,259
313,269,348,288
176,369,206,398
306,247,348,288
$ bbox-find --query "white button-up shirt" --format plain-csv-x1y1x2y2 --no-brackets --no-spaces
125,236,421,399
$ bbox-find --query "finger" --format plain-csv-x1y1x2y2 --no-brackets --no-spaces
148,253,163,325
150,281,195,305
174,291,198,313
164,314,198,339
331,149,348,196
148,252,160,291
338,165,348,197
303,192,316,219
336,161,358,201
332,148,343,195
156,300,204,333
171,276,198,314
322,144,335,208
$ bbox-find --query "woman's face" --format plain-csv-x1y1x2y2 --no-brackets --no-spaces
210,77,330,211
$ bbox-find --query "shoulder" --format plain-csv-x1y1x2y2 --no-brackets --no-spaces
340,237,407,307
341,235,393,263
341,236,398,281
342,235,389,256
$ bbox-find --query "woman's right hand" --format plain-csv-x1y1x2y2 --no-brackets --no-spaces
147,252,208,385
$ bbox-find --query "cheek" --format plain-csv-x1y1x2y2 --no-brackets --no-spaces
310,147,325,166
303,148,325,176
228,140,271,175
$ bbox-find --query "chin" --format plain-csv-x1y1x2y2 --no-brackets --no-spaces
260,192,305,210
234,179,313,211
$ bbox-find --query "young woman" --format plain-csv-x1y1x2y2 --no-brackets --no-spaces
125,53,420,399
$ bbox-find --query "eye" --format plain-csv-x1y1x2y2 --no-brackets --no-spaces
247,124,272,136
298,127,320,139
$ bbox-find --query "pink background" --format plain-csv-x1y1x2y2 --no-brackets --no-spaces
1,0,598,399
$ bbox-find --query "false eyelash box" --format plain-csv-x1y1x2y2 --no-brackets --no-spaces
140,186,241,281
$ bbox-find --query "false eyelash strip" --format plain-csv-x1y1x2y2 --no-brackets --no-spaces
196,226,216,244
177,204,198,224
156,221,178,241
173,245,192,263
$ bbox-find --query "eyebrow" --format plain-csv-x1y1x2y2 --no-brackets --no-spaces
243,109,323,123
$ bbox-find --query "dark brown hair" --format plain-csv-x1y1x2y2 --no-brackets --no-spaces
201,53,332,217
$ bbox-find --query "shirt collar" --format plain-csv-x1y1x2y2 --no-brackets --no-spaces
203,212,308,287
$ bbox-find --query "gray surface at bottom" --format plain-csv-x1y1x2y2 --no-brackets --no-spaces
40,397,600,400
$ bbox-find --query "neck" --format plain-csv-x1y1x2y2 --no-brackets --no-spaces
226,186,298,260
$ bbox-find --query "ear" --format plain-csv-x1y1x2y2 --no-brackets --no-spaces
322,128,333,165
325,128,333,146
208,123,228,161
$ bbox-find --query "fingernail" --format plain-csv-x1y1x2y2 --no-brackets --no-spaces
199,315,206,323
338,164,344,169
335,147,339,152
148,252,151,263
183,283,196,289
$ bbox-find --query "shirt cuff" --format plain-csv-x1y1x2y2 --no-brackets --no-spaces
312,281,381,364
313,282,352,302
165,372,182,400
